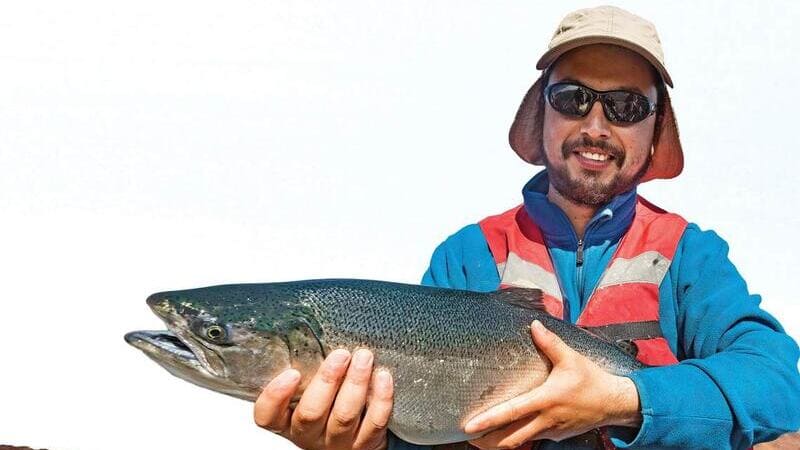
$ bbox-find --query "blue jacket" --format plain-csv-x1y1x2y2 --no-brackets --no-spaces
390,170,800,450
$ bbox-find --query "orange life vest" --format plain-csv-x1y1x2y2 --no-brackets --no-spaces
475,196,688,450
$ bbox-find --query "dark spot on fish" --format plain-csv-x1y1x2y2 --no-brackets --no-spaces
479,385,496,400
652,258,660,266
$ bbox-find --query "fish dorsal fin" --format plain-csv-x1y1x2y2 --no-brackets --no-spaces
613,340,639,360
492,287,546,311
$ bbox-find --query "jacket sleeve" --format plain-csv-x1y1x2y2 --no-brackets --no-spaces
612,224,800,449
421,224,501,292
387,225,501,450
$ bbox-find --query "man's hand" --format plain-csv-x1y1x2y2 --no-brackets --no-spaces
253,348,394,450
463,320,642,449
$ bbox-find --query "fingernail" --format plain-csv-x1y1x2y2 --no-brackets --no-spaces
328,349,351,366
376,370,392,390
273,369,300,387
532,320,545,333
353,349,373,369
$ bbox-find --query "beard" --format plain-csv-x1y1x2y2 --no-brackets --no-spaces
543,136,652,206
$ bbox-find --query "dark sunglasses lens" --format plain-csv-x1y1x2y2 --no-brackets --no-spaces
603,91,652,122
549,84,594,116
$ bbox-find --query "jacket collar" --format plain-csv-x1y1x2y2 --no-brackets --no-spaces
521,170,637,248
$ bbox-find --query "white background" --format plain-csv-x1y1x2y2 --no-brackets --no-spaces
2,1,798,449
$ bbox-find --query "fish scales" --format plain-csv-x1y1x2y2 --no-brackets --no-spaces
126,279,643,445
294,281,553,444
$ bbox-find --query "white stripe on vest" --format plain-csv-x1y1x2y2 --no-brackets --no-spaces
497,251,563,301
596,250,671,290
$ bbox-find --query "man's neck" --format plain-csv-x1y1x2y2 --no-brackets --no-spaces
546,185,599,239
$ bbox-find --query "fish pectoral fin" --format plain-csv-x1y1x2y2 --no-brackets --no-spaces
492,287,546,311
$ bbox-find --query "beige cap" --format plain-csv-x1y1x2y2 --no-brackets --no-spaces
509,5,683,182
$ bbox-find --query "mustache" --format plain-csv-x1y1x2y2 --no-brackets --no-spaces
562,136,625,168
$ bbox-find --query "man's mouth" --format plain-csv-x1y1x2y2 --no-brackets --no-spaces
572,146,619,170
562,136,625,170
576,150,612,162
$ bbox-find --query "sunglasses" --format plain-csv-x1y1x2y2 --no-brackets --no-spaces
544,82,657,123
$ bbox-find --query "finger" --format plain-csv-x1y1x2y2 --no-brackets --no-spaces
472,413,588,445
468,415,539,450
290,349,352,441
326,349,375,448
464,389,549,434
531,320,573,365
254,369,301,433
353,369,394,450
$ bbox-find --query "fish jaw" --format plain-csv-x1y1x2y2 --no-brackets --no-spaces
124,330,259,401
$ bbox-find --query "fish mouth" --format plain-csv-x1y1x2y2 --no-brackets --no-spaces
125,330,208,374
126,329,257,401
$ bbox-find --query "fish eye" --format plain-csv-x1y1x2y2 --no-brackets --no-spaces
205,324,226,341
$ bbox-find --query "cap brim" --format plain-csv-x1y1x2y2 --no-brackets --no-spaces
641,89,683,182
509,75,547,165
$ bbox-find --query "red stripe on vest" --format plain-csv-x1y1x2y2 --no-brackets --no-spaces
635,337,680,366
480,205,558,271
577,283,660,327
612,197,687,260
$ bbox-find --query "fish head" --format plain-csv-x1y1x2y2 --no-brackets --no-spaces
125,284,326,401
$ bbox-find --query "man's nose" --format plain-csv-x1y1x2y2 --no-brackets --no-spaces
579,101,612,140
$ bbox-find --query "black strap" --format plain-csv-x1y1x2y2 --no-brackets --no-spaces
582,320,663,343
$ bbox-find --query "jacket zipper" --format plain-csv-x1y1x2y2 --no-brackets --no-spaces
576,238,584,298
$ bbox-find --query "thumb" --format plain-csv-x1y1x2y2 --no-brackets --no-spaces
531,320,573,365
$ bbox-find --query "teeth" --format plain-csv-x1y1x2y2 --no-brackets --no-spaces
580,151,609,161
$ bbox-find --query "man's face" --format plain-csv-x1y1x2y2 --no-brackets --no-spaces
542,44,658,206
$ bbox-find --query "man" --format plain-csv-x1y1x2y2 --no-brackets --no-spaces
252,6,800,450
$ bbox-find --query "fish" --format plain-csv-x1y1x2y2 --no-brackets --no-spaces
124,279,642,445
